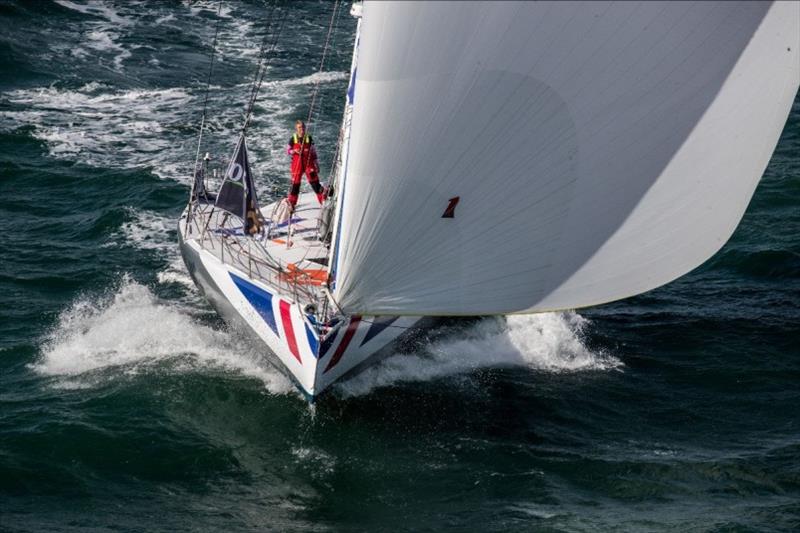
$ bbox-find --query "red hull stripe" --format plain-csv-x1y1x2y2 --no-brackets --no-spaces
279,300,301,364
324,316,361,373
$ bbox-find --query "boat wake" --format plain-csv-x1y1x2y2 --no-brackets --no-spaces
336,313,622,398
32,274,621,399
32,276,294,395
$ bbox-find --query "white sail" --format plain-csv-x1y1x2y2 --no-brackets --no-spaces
332,1,800,316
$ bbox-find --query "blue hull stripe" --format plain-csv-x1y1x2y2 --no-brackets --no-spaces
360,316,399,347
319,330,338,359
304,322,319,358
347,66,357,104
229,272,278,336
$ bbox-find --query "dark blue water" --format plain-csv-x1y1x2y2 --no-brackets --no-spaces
1,2,799,531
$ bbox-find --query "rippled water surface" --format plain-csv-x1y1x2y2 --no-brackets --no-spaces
1,2,799,531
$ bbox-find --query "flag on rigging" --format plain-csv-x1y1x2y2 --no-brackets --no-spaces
192,168,213,203
215,134,260,229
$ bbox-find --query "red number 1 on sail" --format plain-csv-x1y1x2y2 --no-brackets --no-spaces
442,196,460,218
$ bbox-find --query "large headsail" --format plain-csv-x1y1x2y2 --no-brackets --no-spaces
332,1,800,316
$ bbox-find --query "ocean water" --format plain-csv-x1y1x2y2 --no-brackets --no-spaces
1,1,798,531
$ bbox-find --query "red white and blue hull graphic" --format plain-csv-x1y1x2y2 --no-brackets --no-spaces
178,227,422,399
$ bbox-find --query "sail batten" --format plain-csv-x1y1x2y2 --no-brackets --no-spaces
334,1,799,316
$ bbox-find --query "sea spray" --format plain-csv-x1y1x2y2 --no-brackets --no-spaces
32,276,293,394
336,313,622,397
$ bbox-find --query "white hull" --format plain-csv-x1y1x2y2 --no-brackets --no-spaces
178,195,426,400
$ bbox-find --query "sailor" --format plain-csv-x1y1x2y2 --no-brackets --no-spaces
287,120,325,208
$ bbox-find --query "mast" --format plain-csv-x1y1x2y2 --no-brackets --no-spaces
326,0,363,298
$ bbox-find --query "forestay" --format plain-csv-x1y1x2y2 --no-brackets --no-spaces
333,1,800,316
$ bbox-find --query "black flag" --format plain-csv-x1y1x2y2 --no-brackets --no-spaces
192,166,214,203
215,134,259,223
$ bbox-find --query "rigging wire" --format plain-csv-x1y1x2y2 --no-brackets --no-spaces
300,2,343,187
320,3,347,186
311,0,345,127
244,1,278,116
192,1,347,318
191,0,224,194
186,0,224,238
305,0,342,131
243,2,288,134
308,0,346,179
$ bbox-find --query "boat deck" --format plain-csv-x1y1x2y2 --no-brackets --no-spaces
181,192,331,311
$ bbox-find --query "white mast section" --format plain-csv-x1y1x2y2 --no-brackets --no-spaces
333,1,800,316
326,1,363,292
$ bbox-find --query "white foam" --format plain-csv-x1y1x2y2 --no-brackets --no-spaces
1,85,190,175
85,29,115,49
53,1,134,71
154,14,175,25
115,208,174,252
336,313,622,397
0,68,349,187
101,205,221,296
183,1,261,62
32,277,293,395
70,47,89,60
32,274,618,400
186,1,234,20
53,0,133,25
272,71,349,88
105,208,195,289
291,446,336,478
6,0,353,184
156,268,195,289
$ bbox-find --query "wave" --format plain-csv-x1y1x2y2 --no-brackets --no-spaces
31,271,619,401
0,68,349,186
336,313,622,398
92,208,618,400
31,277,294,395
110,207,174,252
1,84,191,176
272,71,349,88
104,207,196,289
53,0,133,26
709,247,800,280
85,28,132,71
51,1,134,72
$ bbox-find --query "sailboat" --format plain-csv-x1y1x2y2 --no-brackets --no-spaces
180,1,800,401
